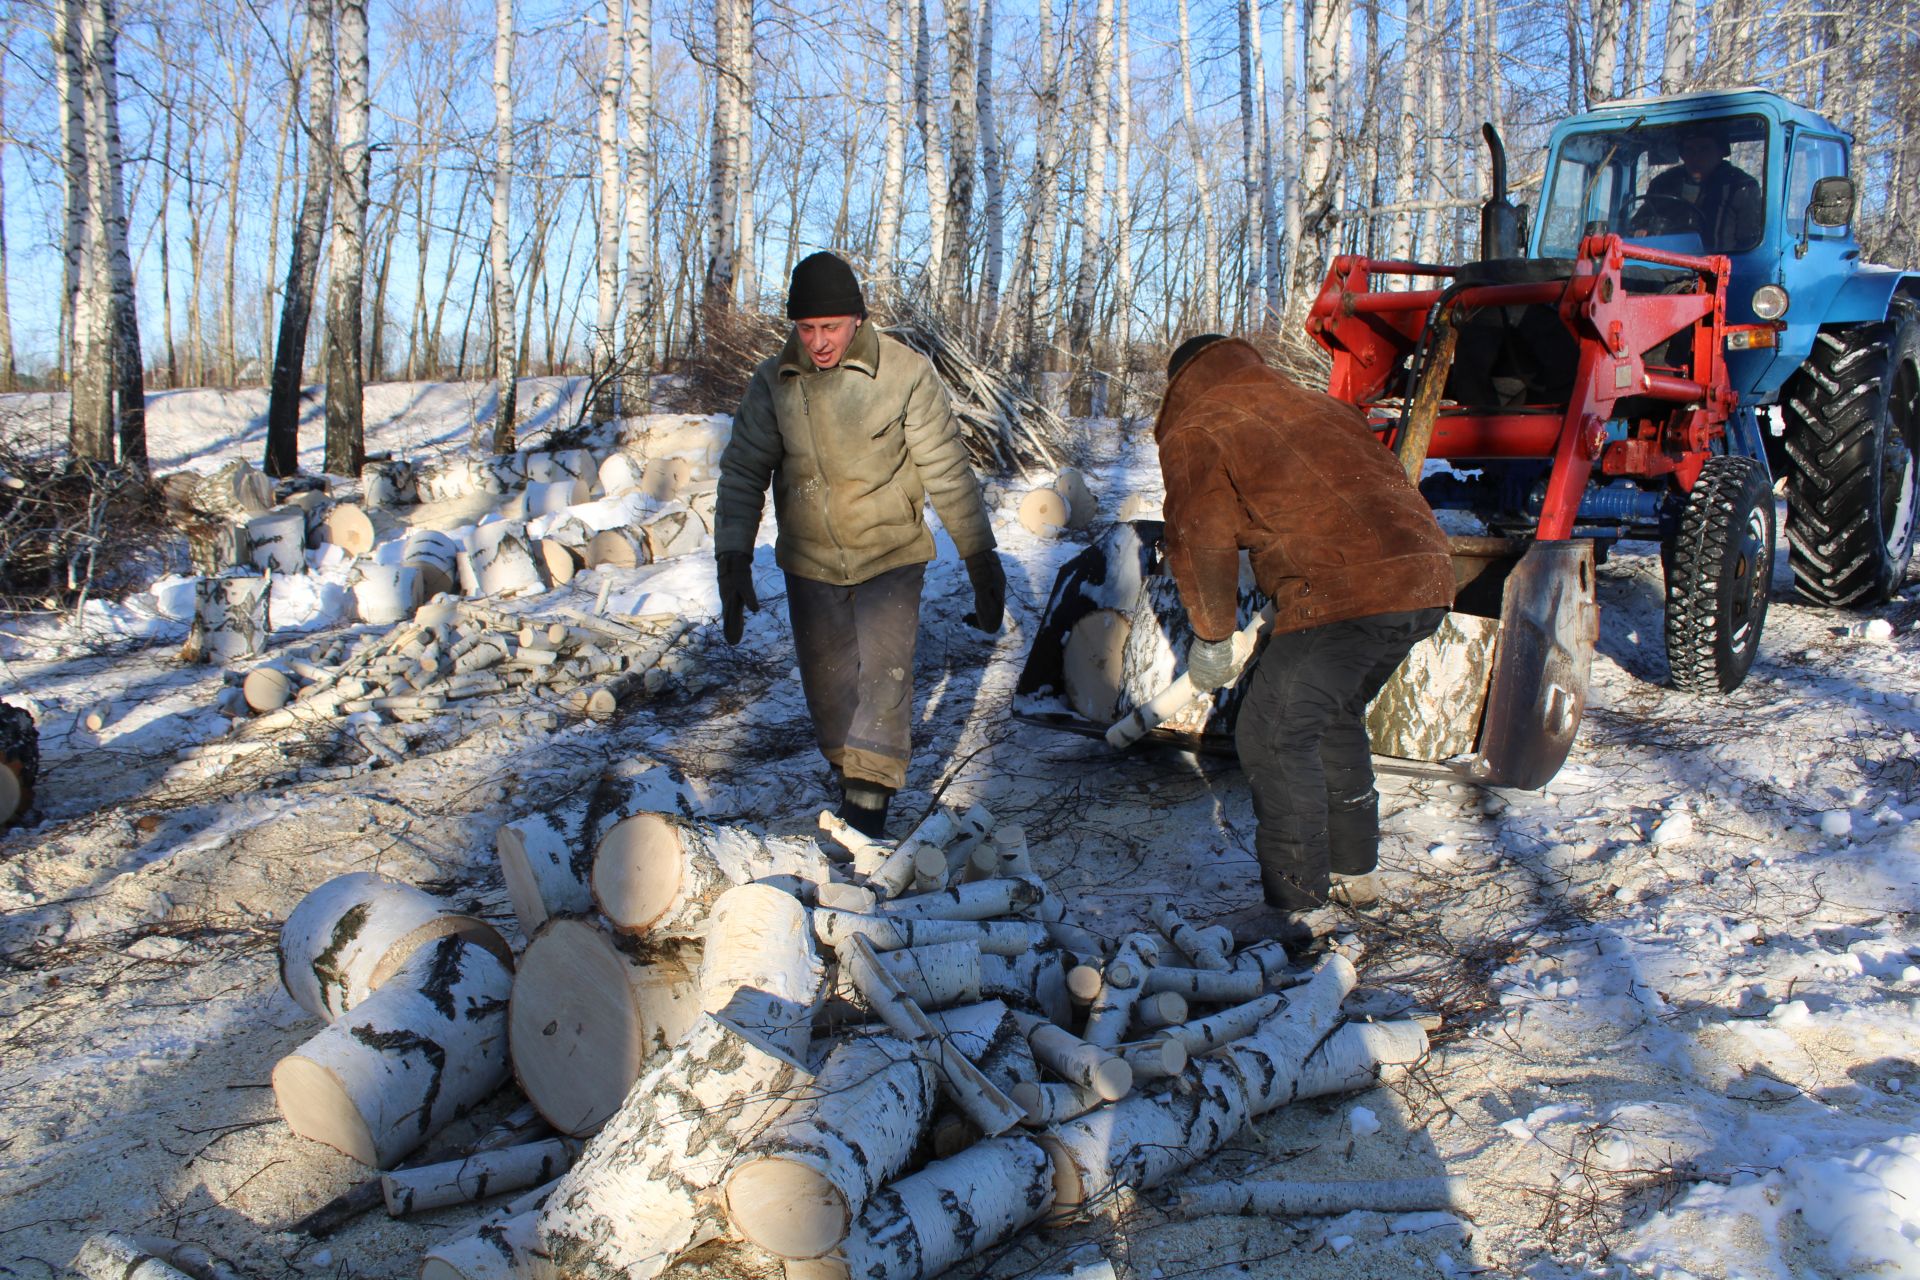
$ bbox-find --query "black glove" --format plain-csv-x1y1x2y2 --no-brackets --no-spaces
716,552,758,644
963,550,1006,633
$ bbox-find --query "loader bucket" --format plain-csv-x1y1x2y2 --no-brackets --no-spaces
1012,522,1597,790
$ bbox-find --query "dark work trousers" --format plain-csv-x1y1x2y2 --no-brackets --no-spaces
1234,606,1448,910
785,564,925,792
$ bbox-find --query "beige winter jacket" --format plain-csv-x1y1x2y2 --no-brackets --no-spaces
714,320,997,586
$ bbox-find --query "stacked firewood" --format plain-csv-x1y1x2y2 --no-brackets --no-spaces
270,790,1435,1280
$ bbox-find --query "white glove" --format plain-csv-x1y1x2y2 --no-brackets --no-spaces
1186,637,1239,694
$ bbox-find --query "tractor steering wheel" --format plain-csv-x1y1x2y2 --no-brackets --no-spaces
1624,193,1705,238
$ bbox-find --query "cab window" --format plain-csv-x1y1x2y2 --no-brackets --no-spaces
1786,135,1848,239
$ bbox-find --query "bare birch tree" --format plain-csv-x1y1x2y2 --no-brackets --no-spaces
941,0,976,323
1662,0,1695,91
622,0,655,409
59,0,109,460
93,0,143,469
1112,0,1134,364
593,0,625,421
1589,0,1622,104
975,0,1004,332
1067,0,1113,408
0,32,17,392
702,0,742,317
324,0,368,475
1176,0,1219,332
913,0,949,296
265,0,333,477
873,0,908,280
489,0,517,451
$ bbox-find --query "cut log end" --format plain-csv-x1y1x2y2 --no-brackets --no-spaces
366,916,512,992
722,1156,852,1261
1091,1056,1134,1102
508,919,659,1136
591,812,686,932
271,1053,380,1167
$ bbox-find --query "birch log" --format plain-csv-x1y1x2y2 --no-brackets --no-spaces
812,908,1048,957
403,531,461,598
1153,903,1228,969
641,508,707,561
877,877,1044,921
280,871,511,1022
1082,933,1160,1048
979,947,1073,1024
697,884,825,1065
159,459,274,520
272,937,513,1168
782,1136,1055,1280
722,1033,935,1259
381,1137,581,1215
183,572,269,662
1173,1173,1464,1219
532,891,822,1279
1011,1080,1102,1127
508,920,702,1136
321,502,376,555
247,507,308,576
362,459,415,508
243,665,295,713
69,1235,215,1280
831,940,983,1012
868,806,983,899
585,526,649,569
593,813,831,939
1216,953,1360,1112
353,563,420,625
1009,1010,1132,1100
471,524,543,596
1291,1017,1429,1100
843,934,1026,1135
495,762,695,934
419,1209,538,1280
1162,993,1284,1056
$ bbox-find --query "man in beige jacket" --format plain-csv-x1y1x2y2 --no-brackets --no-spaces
713,252,1005,835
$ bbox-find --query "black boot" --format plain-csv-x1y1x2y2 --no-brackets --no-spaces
839,779,893,838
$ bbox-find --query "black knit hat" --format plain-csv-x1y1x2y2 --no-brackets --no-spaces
1167,333,1229,381
787,252,867,320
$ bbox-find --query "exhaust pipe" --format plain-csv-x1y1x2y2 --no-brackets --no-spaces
1480,123,1524,261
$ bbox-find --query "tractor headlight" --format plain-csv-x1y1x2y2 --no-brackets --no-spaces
1751,285,1790,320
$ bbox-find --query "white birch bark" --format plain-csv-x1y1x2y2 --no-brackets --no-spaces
812,908,1048,957
702,0,739,313
622,0,654,408
941,0,976,323
1177,0,1220,331
62,0,111,461
1019,0,1067,369
1293,0,1341,312
975,0,1004,332
324,0,368,476
873,0,908,279
912,0,949,294
721,1032,935,1259
488,0,518,451
731,0,756,308
1234,0,1262,324
1112,0,1134,364
279,870,511,1022
593,0,625,422
86,0,142,468
1661,0,1694,92
592,812,831,938
1255,0,1279,323
1066,0,1112,386
784,1137,1056,1280
1589,0,1622,105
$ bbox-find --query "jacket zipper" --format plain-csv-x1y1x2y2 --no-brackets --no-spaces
799,377,851,581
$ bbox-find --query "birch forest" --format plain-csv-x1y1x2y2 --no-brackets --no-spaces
9,0,1919,466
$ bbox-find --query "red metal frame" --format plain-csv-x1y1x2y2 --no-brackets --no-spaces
1305,236,1748,538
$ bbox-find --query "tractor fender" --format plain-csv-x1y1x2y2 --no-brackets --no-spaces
1817,266,1920,327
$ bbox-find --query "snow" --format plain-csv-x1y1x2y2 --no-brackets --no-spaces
2,384,1920,1280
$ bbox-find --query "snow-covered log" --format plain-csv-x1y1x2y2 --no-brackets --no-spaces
353,563,421,625
495,762,695,935
1083,933,1161,1048
1172,1173,1464,1219
812,908,1048,957
721,1033,935,1259
471,524,544,596
381,1138,581,1216
183,572,269,663
362,459,416,508
585,526,649,569
403,531,461,598
158,459,274,520
524,477,590,517
597,450,648,497
272,937,513,1168
508,919,702,1135
782,1136,1056,1280
592,813,831,939
642,508,707,560
843,934,1026,1135
280,872,510,1022
532,894,823,1278
247,507,308,576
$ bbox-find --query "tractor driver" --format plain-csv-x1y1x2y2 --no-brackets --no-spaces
1639,125,1763,252
1155,334,1454,949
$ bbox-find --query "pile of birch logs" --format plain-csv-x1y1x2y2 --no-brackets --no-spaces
209,602,697,771
316,792,1436,1280
1017,468,1099,538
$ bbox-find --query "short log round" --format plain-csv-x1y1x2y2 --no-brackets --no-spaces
402,530,461,598
246,507,308,576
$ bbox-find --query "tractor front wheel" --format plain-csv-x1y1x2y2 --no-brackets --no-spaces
1664,455,1775,694
1779,308,1920,606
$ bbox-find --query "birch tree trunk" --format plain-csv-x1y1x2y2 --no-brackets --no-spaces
60,0,111,462
1176,0,1219,332
488,0,517,452
1066,0,1112,409
702,0,741,317
1293,0,1342,318
1661,0,1694,92
913,0,949,298
1255,0,1279,324
323,0,369,477
732,0,756,308
1589,0,1621,105
0,38,16,391
220,46,252,386
262,66,296,388
1388,0,1420,262
941,0,976,326
1111,0,1133,369
873,0,908,281
265,0,333,478
91,0,144,470
622,0,654,408
1018,0,1065,374
593,0,625,422
975,0,1004,334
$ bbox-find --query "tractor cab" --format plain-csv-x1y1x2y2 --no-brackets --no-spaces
1531,89,1861,404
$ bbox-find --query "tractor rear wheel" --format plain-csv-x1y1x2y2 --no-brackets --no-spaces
1664,455,1774,694
1779,309,1920,606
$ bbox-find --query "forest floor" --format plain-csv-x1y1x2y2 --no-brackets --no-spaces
1,384,1919,1280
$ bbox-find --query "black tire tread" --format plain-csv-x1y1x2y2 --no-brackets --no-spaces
1666,455,1771,694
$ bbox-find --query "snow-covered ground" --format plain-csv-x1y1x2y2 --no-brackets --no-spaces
1,385,1917,1280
